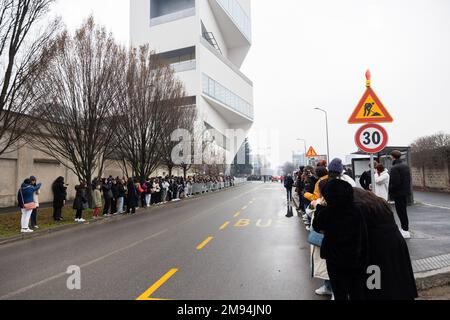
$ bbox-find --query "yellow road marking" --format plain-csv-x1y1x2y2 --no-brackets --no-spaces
220,221,230,230
136,268,178,301
234,211,241,218
196,236,214,250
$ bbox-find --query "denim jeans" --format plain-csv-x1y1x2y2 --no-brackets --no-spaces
117,197,124,214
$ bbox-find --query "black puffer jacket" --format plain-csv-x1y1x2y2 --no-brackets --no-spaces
389,159,412,198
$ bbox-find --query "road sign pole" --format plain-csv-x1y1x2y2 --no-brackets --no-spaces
370,154,376,194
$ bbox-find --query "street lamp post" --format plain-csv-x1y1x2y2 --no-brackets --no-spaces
314,108,330,164
296,138,307,166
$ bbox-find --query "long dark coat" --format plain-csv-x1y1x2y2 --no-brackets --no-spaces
126,181,139,208
73,186,88,210
353,189,418,300
52,182,67,208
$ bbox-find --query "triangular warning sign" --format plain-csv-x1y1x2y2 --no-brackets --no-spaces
306,146,318,158
348,87,394,124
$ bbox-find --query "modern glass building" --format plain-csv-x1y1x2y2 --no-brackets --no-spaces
130,0,254,163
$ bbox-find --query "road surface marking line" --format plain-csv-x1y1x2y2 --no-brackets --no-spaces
0,229,168,301
196,236,214,250
234,211,241,218
242,205,248,210
220,222,230,230
421,203,450,210
136,268,178,301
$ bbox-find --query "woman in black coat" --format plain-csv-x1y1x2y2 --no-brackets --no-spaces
52,176,67,221
73,182,88,222
354,189,418,300
313,179,368,301
126,178,139,214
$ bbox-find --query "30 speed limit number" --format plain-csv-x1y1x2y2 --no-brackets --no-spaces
355,123,389,154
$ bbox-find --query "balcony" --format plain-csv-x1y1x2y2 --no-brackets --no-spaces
207,0,252,47
202,73,254,123
150,0,196,26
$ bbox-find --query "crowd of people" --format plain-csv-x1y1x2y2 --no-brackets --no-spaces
285,151,417,301
17,174,236,233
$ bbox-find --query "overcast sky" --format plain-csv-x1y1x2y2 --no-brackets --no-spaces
52,0,450,165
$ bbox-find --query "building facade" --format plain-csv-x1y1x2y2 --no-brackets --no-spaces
130,0,254,162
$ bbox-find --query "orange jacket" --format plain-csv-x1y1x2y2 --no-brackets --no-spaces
304,175,328,202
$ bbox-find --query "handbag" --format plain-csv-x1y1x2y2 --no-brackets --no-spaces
20,188,37,210
308,230,324,247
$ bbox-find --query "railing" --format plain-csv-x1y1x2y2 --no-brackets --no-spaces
150,7,196,26
200,37,253,86
188,178,247,195
202,73,254,120
215,0,252,42
171,60,196,73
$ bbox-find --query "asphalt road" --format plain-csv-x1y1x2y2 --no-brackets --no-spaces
0,182,322,300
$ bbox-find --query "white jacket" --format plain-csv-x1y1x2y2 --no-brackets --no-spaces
374,169,390,201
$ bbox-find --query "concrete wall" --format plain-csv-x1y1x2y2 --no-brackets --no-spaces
412,166,450,192
0,144,125,208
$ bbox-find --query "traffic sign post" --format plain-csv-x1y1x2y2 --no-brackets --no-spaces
355,123,389,194
306,146,319,158
349,71,393,195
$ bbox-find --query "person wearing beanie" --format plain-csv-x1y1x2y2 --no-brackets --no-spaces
313,179,368,300
304,166,328,203
328,158,356,187
29,176,40,229
389,150,412,239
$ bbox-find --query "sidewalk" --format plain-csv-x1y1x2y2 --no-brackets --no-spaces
292,191,450,292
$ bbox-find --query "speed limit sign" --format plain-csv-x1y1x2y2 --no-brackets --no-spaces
355,123,389,154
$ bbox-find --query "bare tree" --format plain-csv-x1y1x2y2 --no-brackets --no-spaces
29,17,125,196
159,96,196,177
0,0,59,156
115,45,190,180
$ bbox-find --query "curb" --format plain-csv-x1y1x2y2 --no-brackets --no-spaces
0,183,249,247
415,267,450,292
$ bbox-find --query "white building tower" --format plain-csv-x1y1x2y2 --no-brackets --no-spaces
130,0,254,164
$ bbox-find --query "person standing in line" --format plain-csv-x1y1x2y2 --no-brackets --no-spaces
284,174,295,202
92,184,103,219
52,176,67,221
354,189,418,300
18,178,42,233
126,178,139,214
360,162,377,191
327,158,357,187
373,164,390,201
73,182,88,222
116,179,126,214
162,178,170,202
389,150,413,239
29,176,40,229
111,178,118,215
313,179,368,301
102,178,113,216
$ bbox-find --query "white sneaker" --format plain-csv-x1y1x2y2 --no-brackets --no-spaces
331,294,335,301
79,218,86,222
75,219,80,222
21,229,34,233
315,285,333,296
401,229,411,239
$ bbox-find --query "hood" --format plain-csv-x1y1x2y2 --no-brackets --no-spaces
322,179,354,207
21,183,32,189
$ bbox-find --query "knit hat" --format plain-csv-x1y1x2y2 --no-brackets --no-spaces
30,176,37,181
328,158,344,174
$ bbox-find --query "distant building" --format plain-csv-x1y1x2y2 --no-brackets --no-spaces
130,0,254,163
292,151,306,169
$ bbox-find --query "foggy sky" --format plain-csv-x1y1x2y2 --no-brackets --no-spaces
52,0,450,165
